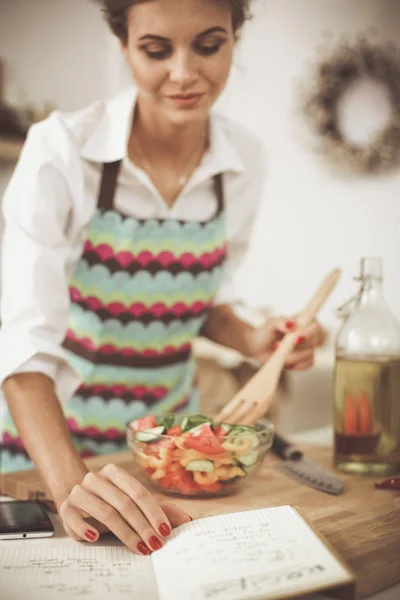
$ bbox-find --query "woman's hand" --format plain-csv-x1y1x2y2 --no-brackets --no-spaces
248,316,326,370
59,463,192,554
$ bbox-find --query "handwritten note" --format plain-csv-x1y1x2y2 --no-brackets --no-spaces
0,506,352,600
0,546,158,600
152,506,352,600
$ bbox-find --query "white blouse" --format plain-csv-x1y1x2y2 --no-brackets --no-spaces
0,87,266,404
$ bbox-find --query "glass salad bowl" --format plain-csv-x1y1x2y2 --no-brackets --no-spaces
126,414,275,498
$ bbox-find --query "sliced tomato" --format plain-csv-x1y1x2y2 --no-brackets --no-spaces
167,425,182,436
131,415,157,431
184,424,225,455
191,423,217,438
158,468,197,493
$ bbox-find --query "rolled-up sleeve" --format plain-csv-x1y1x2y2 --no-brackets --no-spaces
213,141,267,306
0,120,82,403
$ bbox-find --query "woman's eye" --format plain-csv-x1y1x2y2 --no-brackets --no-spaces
195,42,224,56
141,46,172,60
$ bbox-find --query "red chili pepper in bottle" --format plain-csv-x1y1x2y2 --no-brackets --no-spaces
375,477,400,490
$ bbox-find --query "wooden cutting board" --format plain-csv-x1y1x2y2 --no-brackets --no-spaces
1,445,399,600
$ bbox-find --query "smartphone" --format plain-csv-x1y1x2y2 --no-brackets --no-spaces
0,500,55,540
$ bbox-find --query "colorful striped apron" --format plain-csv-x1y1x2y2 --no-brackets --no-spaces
1,161,227,472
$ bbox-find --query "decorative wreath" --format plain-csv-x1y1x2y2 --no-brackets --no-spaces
302,38,400,175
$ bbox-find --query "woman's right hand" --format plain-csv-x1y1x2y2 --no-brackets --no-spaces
59,463,192,554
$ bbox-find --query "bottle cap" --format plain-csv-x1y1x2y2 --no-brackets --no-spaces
359,257,383,281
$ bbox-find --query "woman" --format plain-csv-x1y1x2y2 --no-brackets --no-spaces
0,0,324,552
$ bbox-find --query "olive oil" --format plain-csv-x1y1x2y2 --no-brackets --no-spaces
334,258,400,476
334,355,400,475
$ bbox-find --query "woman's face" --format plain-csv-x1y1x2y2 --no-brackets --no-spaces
121,0,235,125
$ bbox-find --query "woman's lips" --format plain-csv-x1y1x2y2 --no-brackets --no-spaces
168,94,203,108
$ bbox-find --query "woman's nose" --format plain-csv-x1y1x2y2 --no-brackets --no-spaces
169,51,198,87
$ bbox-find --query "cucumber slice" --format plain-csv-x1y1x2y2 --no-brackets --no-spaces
226,434,260,450
181,414,211,432
243,433,260,449
135,426,165,443
156,415,175,429
180,416,189,431
236,450,260,467
228,425,257,435
227,426,260,450
185,459,215,472
185,422,212,435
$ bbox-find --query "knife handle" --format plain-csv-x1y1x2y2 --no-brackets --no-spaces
272,432,303,461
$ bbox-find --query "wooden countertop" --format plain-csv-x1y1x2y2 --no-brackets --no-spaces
2,444,400,599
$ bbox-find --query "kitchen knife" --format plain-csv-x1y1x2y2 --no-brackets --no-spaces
271,432,345,496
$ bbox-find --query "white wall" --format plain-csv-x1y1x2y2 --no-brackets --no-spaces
0,0,108,110
216,0,400,336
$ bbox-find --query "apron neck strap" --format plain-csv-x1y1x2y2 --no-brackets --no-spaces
97,161,122,211
213,173,224,215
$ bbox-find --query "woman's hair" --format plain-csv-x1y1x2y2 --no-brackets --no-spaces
103,0,252,45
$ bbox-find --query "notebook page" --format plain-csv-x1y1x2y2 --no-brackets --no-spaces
0,546,158,600
152,506,352,600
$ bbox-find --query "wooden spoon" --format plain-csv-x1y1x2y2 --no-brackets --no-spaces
214,268,341,426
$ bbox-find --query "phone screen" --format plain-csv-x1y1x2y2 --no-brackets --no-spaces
0,501,54,537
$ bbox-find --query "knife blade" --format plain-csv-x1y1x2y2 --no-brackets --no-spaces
271,432,345,496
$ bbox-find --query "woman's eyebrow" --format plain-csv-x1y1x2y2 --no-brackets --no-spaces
138,34,170,42
196,26,228,38
138,27,228,43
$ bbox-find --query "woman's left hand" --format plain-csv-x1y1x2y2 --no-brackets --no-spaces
248,316,326,371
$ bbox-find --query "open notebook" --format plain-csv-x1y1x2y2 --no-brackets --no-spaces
0,505,355,600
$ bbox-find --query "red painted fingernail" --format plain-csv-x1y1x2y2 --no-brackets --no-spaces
85,529,97,541
138,542,151,555
286,321,296,330
159,522,171,537
296,336,306,344
149,536,162,550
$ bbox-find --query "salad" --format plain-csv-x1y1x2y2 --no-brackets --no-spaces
128,414,270,496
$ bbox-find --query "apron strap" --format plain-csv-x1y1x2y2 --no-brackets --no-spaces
97,161,122,211
213,173,224,216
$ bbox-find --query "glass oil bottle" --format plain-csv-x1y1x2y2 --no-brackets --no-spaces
334,258,400,475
